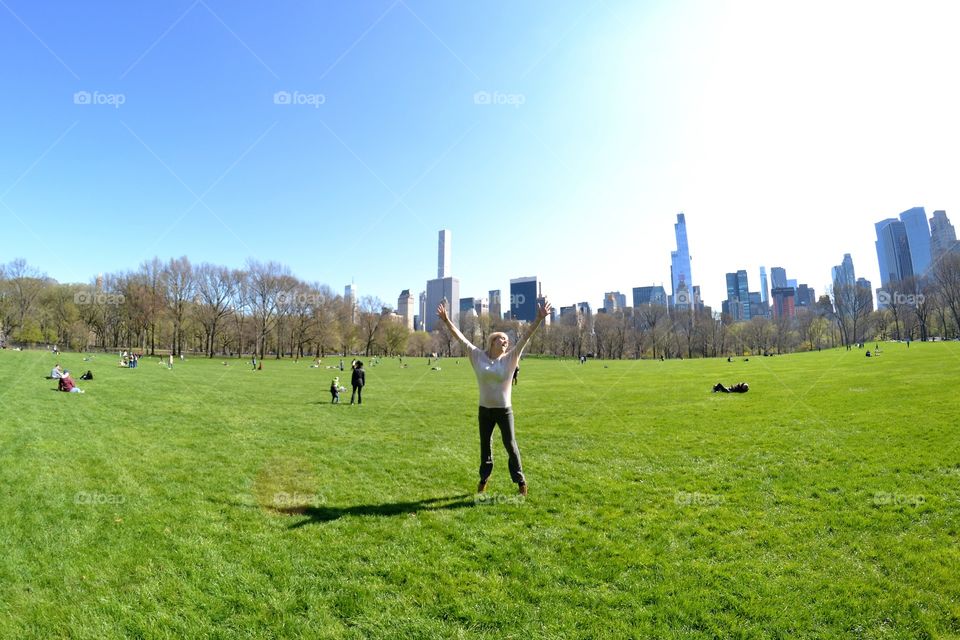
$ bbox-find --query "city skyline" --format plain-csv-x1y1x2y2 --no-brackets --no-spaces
4,2,960,310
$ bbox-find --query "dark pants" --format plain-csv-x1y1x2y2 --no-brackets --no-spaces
351,385,362,404
478,406,525,484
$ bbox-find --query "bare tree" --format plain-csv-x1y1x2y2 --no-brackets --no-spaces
247,260,287,359
2,259,46,341
194,263,235,357
933,253,960,337
832,282,873,346
162,257,195,356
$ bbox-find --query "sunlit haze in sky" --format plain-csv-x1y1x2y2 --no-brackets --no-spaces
3,1,959,311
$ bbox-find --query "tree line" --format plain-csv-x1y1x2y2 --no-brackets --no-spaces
2,253,959,359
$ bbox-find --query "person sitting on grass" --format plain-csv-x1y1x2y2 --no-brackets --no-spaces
50,364,64,379
58,372,84,393
712,382,749,393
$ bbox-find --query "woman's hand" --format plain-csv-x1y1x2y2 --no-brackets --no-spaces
437,303,448,323
537,300,552,322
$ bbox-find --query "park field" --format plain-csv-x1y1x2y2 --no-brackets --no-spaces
1,344,959,639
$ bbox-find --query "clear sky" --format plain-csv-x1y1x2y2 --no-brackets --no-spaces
3,0,960,311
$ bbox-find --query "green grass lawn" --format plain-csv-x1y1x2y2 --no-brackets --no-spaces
1,344,959,639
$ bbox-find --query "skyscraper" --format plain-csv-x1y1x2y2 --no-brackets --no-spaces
759,266,769,305
770,267,787,289
418,290,426,331
771,287,795,319
831,254,856,289
670,213,693,307
603,291,626,313
425,230,459,332
633,286,667,307
930,210,959,261
488,290,502,321
510,277,539,322
397,289,414,330
438,229,451,278
856,278,874,313
899,207,932,276
875,219,914,287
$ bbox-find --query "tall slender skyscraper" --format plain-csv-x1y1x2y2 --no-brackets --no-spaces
438,229,451,278
425,230,459,332
669,213,693,307
759,267,769,305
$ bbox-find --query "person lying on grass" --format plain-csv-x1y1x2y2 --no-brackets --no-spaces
437,299,551,497
712,382,749,393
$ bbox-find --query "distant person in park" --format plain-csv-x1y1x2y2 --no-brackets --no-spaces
251,356,257,370
80,370,93,380
350,361,365,405
50,364,64,379
167,354,173,370
866,350,872,357
58,372,84,393
330,377,341,404
512,365,519,385
712,382,749,393
437,299,551,497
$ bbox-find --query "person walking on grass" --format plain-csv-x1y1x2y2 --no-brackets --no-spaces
350,361,365,405
437,299,551,497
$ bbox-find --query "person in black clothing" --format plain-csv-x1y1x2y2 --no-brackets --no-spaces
350,361,365,405
713,382,749,393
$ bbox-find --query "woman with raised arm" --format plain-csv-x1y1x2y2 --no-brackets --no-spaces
437,299,551,497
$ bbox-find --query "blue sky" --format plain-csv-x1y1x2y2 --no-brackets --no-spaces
3,0,960,310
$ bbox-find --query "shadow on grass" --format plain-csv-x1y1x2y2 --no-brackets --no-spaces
275,494,476,528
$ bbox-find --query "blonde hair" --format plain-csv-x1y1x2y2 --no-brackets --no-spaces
488,331,509,351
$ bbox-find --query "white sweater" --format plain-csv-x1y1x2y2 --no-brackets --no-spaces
468,345,523,408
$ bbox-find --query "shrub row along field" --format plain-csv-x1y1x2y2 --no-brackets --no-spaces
1,343,958,638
